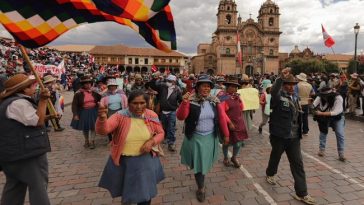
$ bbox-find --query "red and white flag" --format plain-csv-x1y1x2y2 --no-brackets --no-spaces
236,32,242,65
322,24,335,48
151,65,158,73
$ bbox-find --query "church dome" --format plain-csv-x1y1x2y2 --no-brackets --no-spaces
263,0,275,6
290,45,301,54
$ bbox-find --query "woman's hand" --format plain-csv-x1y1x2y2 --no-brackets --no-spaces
182,92,191,102
224,137,229,145
228,122,235,131
140,138,155,153
98,103,108,121
73,115,80,120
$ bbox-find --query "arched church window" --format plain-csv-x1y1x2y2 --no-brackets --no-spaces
227,6,230,11
269,18,274,26
225,15,232,24
226,48,231,54
270,9,273,14
269,49,274,55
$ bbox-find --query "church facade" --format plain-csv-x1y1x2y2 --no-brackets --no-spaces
192,0,281,75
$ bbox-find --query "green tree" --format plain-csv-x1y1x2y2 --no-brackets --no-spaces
347,59,364,74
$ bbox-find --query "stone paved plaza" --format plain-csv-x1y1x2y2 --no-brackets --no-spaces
1,92,364,205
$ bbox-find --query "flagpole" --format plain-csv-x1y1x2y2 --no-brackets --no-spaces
19,45,60,130
329,46,343,73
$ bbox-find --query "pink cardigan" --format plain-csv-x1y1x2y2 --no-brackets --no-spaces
95,109,164,166
176,101,230,139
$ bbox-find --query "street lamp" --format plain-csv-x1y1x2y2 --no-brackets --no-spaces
354,23,360,73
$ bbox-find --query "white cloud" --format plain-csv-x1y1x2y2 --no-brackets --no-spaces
0,0,364,55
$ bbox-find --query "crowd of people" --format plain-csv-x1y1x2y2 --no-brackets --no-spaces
1,41,364,205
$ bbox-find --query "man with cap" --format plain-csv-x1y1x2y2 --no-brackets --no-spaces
265,68,315,205
0,74,52,205
328,73,339,89
295,73,315,136
312,86,346,161
153,74,182,152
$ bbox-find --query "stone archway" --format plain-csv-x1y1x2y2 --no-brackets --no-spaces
126,66,133,73
245,65,254,76
118,65,125,73
134,66,141,73
141,67,148,73
159,67,165,73
173,68,180,74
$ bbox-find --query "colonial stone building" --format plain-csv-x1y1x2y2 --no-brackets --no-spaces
90,45,189,74
192,0,281,75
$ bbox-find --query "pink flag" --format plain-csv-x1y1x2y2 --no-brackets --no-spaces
322,24,335,48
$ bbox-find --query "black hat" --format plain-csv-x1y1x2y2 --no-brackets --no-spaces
224,76,241,87
282,74,298,84
319,86,333,95
195,74,214,88
80,76,93,84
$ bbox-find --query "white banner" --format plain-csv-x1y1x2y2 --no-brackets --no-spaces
34,60,65,78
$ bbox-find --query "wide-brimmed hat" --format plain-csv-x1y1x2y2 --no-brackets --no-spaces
296,73,307,82
195,74,214,88
350,73,359,79
0,74,36,99
166,75,177,82
319,86,334,95
216,77,226,82
240,74,250,83
80,76,93,84
43,75,57,84
224,76,241,87
283,74,298,84
107,78,118,86
135,74,143,80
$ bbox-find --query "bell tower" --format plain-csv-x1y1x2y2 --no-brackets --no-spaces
217,0,238,29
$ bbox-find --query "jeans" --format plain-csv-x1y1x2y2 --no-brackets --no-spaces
301,105,309,134
222,144,241,158
319,117,345,155
266,137,308,197
160,111,177,145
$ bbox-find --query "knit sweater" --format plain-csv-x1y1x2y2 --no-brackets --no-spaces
95,109,164,166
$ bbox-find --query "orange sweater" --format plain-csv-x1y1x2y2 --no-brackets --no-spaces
96,109,164,166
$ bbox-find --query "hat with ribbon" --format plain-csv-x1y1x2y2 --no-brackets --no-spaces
107,78,118,86
80,76,93,84
0,74,36,99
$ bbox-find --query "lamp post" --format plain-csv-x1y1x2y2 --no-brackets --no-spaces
354,23,360,73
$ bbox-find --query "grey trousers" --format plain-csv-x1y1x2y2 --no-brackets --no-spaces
0,154,50,205
266,137,308,197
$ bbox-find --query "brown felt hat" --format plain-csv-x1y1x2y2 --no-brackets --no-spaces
0,74,36,99
283,74,298,84
224,76,241,87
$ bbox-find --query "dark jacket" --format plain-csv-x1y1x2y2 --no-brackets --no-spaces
155,81,182,112
0,96,51,162
71,90,101,115
184,101,220,139
269,78,302,139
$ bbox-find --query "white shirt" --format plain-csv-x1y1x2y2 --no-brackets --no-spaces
313,95,343,116
6,94,39,126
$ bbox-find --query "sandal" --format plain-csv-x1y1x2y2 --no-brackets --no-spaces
231,157,241,168
223,158,232,167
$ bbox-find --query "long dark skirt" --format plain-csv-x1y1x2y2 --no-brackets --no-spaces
99,154,165,204
70,108,97,131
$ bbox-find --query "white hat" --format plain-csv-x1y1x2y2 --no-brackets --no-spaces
107,79,118,86
350,73,359,79
166,75,177,82
296,73,307,82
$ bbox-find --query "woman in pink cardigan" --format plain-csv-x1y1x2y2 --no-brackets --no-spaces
177,74,231,202
96,90,165,205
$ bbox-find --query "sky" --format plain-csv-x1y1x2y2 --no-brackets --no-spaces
1,0,364,56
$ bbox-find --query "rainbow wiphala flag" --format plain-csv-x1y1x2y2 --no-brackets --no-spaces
0,0,176,52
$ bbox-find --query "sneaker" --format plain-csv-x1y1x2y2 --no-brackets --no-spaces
258,127,262,134
266,175,276,185
168,144,176,152
293,194,316,205
339,154,346,162
317,149,325,157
